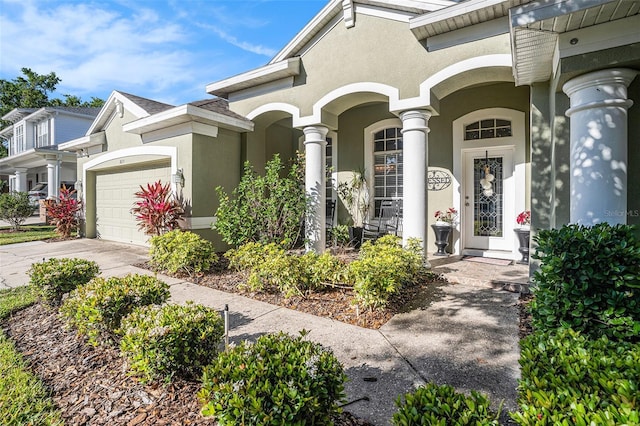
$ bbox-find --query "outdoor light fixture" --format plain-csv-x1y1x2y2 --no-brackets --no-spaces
172,168,184,187
570,38,579,45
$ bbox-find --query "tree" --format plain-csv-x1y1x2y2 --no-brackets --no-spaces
0,68,105,157
0,68,60,119
0,191,35,231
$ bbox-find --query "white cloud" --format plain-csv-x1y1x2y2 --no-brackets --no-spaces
0,0,197,100
199,24,277,57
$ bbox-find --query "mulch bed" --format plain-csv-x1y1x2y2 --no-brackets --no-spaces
1,252,533,426
139,253,448,330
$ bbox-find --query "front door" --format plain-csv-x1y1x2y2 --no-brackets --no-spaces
463,148,514,252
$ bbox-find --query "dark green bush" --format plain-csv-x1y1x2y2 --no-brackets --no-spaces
120,302,224,383
199,331,347,425
59,274,170,346
531,223,640,341
349,235,424,308
214,154,306,249
512,328,639,425
393,382,499,426
149,230,218,276
28,258,100,305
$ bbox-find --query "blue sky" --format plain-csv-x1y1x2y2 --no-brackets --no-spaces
0,0,327,106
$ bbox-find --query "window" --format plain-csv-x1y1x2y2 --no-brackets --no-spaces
35,120,49,147
326,136,333,200
464,119,511,140
15,125,24,153
373,127,403,217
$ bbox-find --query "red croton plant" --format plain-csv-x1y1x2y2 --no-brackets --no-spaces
131,180,184,236
45,185,81,238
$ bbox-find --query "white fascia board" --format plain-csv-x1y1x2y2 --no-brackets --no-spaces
123,104,253,135
205,57,301,98
558,14,640,57
86,91,151,135
270,0,343,64
426,16,509,50
510,0,617,27
410,0,506,32
59,132,106,151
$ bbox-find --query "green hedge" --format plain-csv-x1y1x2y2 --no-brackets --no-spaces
531,223,640,342
513,328,639,425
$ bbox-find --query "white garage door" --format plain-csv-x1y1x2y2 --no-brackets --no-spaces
95,162,171,245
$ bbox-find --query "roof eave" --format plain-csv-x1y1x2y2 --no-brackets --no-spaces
122,104,254,135
205,57,301,99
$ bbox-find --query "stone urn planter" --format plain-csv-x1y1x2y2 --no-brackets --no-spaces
431,223,452,256
514,227,530,264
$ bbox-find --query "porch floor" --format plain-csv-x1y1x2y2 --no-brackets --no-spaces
427,253,531,293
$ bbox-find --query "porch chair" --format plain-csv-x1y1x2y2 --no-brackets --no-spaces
326,199,336,245
361,199,398,244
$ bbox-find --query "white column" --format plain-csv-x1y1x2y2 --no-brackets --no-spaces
303,125,328,253
14,168,27,193
46,159,58,199
401,110,431,256
563,68,637,225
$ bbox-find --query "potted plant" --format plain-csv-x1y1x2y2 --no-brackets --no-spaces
431,208,457,256
337,169,370,247
514,210,530,264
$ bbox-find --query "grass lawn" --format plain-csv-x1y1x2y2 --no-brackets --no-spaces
0,225,57,245
0,286,63,425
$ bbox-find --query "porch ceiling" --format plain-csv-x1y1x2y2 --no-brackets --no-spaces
510,0,640,86
0,148,76,174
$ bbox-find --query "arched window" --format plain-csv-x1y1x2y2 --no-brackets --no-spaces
464,119,512,140
373,127,403,216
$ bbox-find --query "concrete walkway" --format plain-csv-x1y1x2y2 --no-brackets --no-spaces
0,237,528,425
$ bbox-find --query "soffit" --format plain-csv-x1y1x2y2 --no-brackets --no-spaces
410,0,530,40
511,0,640,85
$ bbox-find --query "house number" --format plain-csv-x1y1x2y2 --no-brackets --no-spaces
427,170,452,191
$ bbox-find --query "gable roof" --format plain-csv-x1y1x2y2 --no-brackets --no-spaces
271,0,455,64
207,0,455,98
188,98,250,122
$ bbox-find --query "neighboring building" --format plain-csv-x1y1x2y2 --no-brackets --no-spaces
0,107,100,199
60,91,253,246
201,0,639,272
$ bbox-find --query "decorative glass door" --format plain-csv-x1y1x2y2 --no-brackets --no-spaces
464,149,514,251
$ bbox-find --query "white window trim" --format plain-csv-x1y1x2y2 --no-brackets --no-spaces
364,118,403,221
452,108,527,256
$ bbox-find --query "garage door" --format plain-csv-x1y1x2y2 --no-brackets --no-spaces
95,162,171,245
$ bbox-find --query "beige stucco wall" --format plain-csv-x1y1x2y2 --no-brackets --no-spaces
229,14,512,118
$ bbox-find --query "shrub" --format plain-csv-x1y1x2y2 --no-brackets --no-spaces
44,185,80,238
199,331,346,425
0,192,35,231
349,235,424,309
60,274,170,346
393,382,499,425
512,328,639,425
226,242,350,297
214,154,306,249
149,230,218,276
131,180,184,237
120,302,224,383
531,223,640,341
28,258,100,306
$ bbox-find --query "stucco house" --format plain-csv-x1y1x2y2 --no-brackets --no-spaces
60,91,252,246
66,0,638,275
202,0,639,268
0,106,100,198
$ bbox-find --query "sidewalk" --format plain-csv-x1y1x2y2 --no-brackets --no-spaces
0,238,525,424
